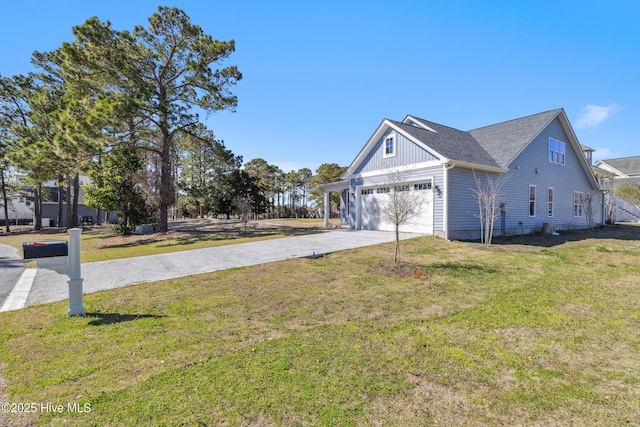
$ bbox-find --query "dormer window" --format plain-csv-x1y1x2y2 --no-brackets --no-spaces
384,133,396,158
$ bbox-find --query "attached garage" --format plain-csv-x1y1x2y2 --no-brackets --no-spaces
358,180,434,234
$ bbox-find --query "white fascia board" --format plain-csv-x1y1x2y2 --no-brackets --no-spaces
590,164,618,177
343,120,447,180
502,111,561,168
390,122,446,159
445,160,508,174
556,110,601,190
320,180,350,191
351,160,443,179
593,161,628,178
402,115,439,133
500,109,600,189
342,118,390,179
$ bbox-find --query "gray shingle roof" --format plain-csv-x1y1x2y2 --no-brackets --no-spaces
467,109,563,168
394,119,501,169
352,109,575,174
599,156,640,176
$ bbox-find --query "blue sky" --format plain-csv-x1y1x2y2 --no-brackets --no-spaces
1,1,638,174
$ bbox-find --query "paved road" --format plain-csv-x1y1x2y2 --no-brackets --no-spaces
24,229,420,308
0,244,24,307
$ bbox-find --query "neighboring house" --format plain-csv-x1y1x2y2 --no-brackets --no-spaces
0,170,113,226
594,156,640,222
39,181,103,226
0,193,33,225
322,108,605,240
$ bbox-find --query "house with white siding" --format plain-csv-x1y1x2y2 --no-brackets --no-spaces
593,156,640,222
322,108,605,240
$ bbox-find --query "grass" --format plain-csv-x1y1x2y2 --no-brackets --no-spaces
1,224,640,425
0,219,321,263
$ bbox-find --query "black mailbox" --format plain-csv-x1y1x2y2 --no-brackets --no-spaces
22,240,69,260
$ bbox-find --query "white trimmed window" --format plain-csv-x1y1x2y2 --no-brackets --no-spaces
574,191,584,217
384,133,396,158
547,188,554,217
548,138,566,165
376,187,390,194
529,185,536,217
361,188,373,195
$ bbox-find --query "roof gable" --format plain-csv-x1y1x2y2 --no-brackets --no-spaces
392,118,500,169
343,108,597,190
468,109,562,168
596,156,640,177
343,118,503,178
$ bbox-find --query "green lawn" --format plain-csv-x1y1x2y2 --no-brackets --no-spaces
1,224,639,425
0,222,320,263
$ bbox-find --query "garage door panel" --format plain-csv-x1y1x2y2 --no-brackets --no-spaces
359,187,433,234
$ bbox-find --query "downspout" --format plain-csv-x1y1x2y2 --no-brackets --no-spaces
355,184,361,230
443,161,455,240
601,189,607,225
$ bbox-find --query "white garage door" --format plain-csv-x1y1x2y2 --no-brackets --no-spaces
359,182,434,234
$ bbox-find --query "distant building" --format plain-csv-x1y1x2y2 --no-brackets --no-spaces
1,170,114,226
594,156,640,223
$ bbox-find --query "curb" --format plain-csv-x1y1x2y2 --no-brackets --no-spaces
0,269,37,312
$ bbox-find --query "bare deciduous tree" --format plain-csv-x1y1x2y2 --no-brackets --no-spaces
584,192,596,229
471,171,508,247
380,170,426,263
600,176,616,224
232,197,253,233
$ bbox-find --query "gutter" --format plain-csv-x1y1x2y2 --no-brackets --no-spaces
443,161,456,241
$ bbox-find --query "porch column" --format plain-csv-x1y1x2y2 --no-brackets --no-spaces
324,190,330,228
355,186,361,230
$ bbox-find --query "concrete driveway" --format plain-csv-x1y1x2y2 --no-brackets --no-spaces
11,229,421,309
0,244,25,308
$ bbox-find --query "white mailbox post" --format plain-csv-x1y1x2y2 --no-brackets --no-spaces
66,228,85,316
23,228,85,316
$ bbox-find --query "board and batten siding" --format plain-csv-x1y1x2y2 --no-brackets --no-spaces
354,128,438,174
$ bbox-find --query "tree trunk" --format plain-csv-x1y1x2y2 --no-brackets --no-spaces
34,184,43,231
122,202,129,234
1,170,10,233
156,124,174,232
96,208,102,225
72,174,80,227
57,181,64,227
66,183,72,227
394,227,399,263
159,149,174,228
